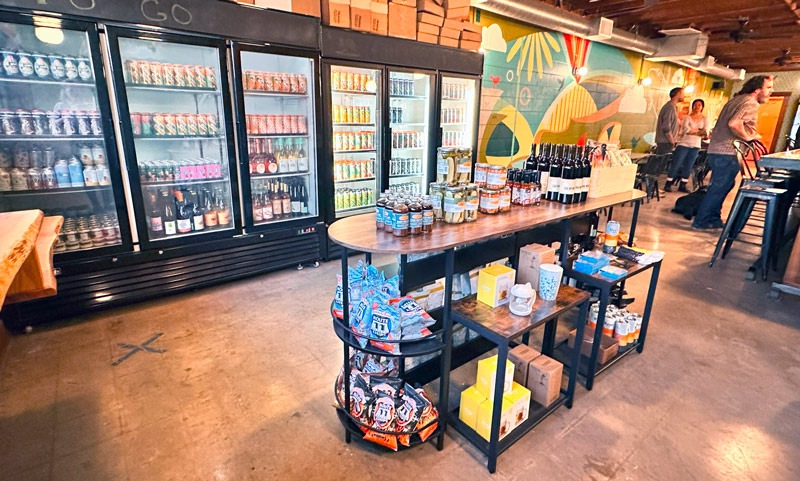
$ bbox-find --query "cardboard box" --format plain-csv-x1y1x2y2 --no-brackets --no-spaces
588,163,637,198
416,0,444,16
322,0,351,27
371,1,389,34
476,397,513,441
254,0,292,10
476,355,515,399
568,326,620,365
460,30,481,41
389,3,417,39
477,264,515,308
235,0,255,5
417,11,444,26
526,355,563,407
517,243,556,290
443,0,470,8
508,344,541,386
441,18,463,30
390,0,416,6
439,26,460,39
438,35,459,47
417,22,440,36
292,0,321,16
350,0,372,32
460,39,481,51
505,382,531,429
445,6,470,19
459,385,485,431
417,32,438,43
460,20,482,33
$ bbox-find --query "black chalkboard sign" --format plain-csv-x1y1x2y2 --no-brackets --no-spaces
3,0,319,49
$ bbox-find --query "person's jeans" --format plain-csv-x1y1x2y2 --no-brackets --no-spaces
655,143,673,155
667,146,700,181
693,153,739,227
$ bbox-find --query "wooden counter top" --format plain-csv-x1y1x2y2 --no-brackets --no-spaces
0,211,43,309
328,190,646,254
758,149,800,171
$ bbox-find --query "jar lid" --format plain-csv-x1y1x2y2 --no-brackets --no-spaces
488,165,506,171
479,187,500,193
445,185,464,192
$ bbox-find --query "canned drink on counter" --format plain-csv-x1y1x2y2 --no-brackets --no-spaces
11,167,28,191
77,58,92,81
17,110,34,135
602,315,615,338
2,51,19,76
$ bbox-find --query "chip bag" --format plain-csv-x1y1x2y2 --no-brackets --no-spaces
369,375,403,398
401,322,433,340
381,275,401,298
415,388,439,442
349,374,373,424
369,304,402,354
391,296,435,328
363,393,399,450
396,384,425,447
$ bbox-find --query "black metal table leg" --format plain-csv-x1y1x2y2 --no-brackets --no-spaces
399,254,407,294
542,317,557,357
365,252,372,265
585,285,611,391
637,261,661,353
521,332,530,347
341,247,352,443
487,342,509,474
628,200,641,246
560,218,572,266
566,299,588,408
436,248,455,451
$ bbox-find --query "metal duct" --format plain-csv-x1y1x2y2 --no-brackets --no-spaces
472,0,743,79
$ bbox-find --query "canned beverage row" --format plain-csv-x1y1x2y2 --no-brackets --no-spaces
244,70,307,94
1,50,93,82
335,187,374,210
389,78,416,97
389,105,405,125
333,158,375,182
0,143,105,169
441,108,465,124
0,161,110,192
442,82,468,100
55,213,121,252
389,157,423,176
333,131,375,152
140,158,223,184
0,109,102,137
245,114,308,135
126,59,217,89
388,182,420,195
332,104,371,124
331,70,373,93
442,131,467,148
391,130,423,149
130,112,218,137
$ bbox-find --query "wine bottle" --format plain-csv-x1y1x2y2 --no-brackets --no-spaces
558,146,575,204
191,190,205,231
161,191,176,236
280,182,291,217
546,144,562,201
253,191,264,222
217,189,232,226
538,143,550,196
297,139,309,172
580,146,592,202
174,190,192,234
300,182,309,215
271,181,283,218
148,192,164,237
291,181,302,217
203,189,219,227
524,143,537,170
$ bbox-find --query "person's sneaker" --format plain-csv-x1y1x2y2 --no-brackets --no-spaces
709,220,725,229
692,223,723,231
678,182,689,193
664,180,673,192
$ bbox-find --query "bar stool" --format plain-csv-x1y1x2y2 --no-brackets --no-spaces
708,186,788,281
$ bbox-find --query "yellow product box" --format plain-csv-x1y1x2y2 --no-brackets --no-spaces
458,385,485,431
477,264,516,307
505,382,531,429
476,354,514,399
476,397,513,441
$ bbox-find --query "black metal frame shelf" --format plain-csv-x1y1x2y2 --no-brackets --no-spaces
1,185,111,196
0,136,103,142
0,76,94,87
331,89,375,96
140,178,227,188
553,339,643,382
333,408,443,451
331,316,443,358
243,90,308,98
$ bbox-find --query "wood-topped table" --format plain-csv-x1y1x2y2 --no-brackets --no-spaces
758,150,800,298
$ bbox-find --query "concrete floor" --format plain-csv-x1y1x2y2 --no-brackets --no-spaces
1,191,799,481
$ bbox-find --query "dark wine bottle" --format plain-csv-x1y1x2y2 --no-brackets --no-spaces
559,145,575,204
546,144,562,202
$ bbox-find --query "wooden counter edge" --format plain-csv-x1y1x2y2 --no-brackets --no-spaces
6,216,64,305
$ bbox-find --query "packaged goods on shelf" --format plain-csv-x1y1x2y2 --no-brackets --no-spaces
568,326,619,365
477,264,515,308
508,344,541,386
517,243,555,290
436,146,471,184
588,303,642,347
476,354,514,399
505,382,531,430
459,385,484,430
476,396,513,441
526,355,562,407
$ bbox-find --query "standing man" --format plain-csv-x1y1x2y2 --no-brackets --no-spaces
655,87,685,155
692,75,774,230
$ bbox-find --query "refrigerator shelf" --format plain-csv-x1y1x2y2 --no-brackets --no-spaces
254,213,314,225
250,172,310,180
149,223,234,242
134,135,225,141
390,122,426,127
0,77,95,88
337,204,374,213
127,85,220,95
335,177,376,184
441,123,467,126
333,123,374,127
1,185,112,196
244,90,308,98
442,97,468,101
248,134,309,138
0,135,103,142
334,149,376,154
390,95,427,100
140,178,227,188
392,147,424,151
389,173,423,179
332,89,375,96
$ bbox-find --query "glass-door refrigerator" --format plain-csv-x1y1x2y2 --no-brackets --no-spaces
324,62,381,218
105,28,240,249
0,13,131,261
232,44,320,230
438,74,480,154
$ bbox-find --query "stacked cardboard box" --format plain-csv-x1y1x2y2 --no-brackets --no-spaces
388,0,417,40
322,0,350,27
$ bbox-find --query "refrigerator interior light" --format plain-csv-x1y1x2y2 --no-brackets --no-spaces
34,26,64,44
365,79,377,93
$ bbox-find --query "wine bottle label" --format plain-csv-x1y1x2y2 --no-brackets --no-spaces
164,220,177,236
177,218,192,233
151,217,163,232
297,157,308,171
548,177,561,194
193,215,204,230
292,201,301,213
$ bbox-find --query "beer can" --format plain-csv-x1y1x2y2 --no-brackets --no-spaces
333,132,342,152
164,114,177,136
290,115,299,134
31,110,46,136
54,159,69,187
76,111,92,136
205,66,217,89
297,74,307,93
206,114,218,135
193,65,207,88
13,147,30,168
126,60,139,83
83,165,98,187
91,144,106,165
360,73,368,92
89,111,102,135
68,157,83,186
332,71,340,91
257,115,268,135
60,111,74,136
77,58,92,81
175,114,188,136
265,114,276,134
281,115,292,135
46,110,61,136
346,72,354,91
353,132,362,151
17,52,34,77
280,73,291,93
163,63,175,86
140,113,153,136
262,72,274,92
49,56,65,80
297,115,307,134
43,147,55,167
185,64,197,87
95,164,110,185
27,167,43,190
139,61,152,85
186,114,198,136
0,167,13,191
17,109,34,135
152,114,167,136
196,113,208,135
244,71,255,90
1,51,19,77
11,167,28,191
174,64,187,87
245,114,252,134
289,73,299,93
63,56,78,81
41,166,57,189
362,131,370,150
341,132,350,151
0,148,12,168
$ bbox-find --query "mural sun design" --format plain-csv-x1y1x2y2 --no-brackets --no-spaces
506,31,561,81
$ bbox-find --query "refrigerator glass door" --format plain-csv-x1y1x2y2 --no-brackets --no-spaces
440,75,477,150
116,37,234,242
240,51,317,225
0,21,123,254
388,70,432,195
330,65,380,217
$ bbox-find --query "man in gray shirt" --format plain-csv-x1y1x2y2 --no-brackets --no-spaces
654,87,684,155
692,75,774,230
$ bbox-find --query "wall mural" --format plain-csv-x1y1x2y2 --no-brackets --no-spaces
476,11,732,166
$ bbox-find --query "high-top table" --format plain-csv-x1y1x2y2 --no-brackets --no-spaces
758,149,800,298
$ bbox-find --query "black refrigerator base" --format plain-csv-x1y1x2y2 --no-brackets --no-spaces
1,226,324,332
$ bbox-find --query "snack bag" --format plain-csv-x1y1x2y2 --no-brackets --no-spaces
381,275,401,298
415,388,439,442
363,394,398,450
333,274,345,319
350,374,373,424
390,296,435,328
369,376,403,398
369,304,402,354
349,297,373,348
362,429,399,451
396,385,425,447
401,322,433,340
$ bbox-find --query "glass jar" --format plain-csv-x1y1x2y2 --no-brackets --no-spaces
463,183,479,222
486,165,507,190
474,163,490,187
498,186,512,212
429,182,446,221
479,187,500,214
443,185,465,224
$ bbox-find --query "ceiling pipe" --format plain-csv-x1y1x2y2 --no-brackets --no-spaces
472,0,744,80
